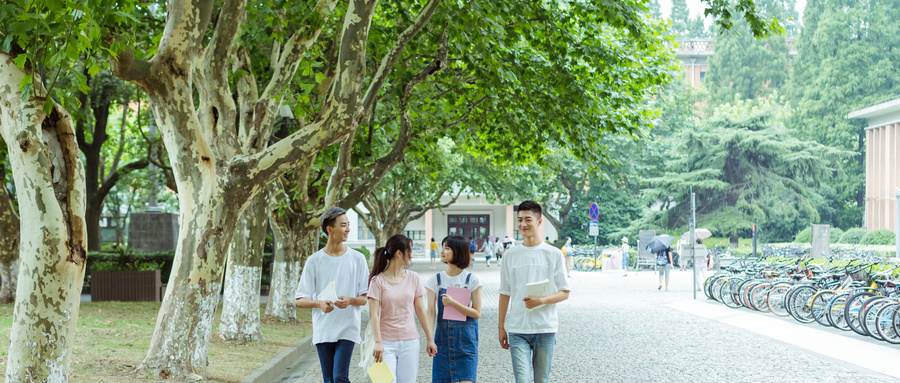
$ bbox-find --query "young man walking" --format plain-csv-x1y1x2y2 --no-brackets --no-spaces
498,201,570,383
295,207,369,383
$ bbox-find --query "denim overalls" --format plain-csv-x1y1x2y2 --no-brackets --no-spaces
432,272,478,383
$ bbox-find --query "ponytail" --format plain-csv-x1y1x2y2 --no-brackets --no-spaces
369,234,413,284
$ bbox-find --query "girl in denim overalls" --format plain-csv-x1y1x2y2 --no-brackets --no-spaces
426,235,483,383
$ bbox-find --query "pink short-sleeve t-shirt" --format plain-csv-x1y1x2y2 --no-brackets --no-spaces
367,271,426,341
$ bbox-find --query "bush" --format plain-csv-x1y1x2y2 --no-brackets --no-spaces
861,229,896,246
838,228,867,244
86,250,274,286
793,227,812,243
830,228,844,244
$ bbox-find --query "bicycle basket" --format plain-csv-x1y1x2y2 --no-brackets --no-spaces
849,269,868,282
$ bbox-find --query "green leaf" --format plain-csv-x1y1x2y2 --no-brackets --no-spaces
12,53,27,69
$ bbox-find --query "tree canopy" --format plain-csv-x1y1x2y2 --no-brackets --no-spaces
643,97,849,242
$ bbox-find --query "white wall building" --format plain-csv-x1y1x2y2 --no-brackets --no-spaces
345,194,559,254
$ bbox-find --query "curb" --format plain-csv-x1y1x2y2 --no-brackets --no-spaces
242,334,313,383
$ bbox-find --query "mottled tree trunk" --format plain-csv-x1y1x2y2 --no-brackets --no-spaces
0,169,19,304
0,53,88,383
109,0,378,377
219,193,267,341
141,188,238,379
265,218,318,320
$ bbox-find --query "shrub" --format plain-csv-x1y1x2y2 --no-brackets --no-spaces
861,229,896,246
838,228,867,244
830,228,844,244
793,227,812,243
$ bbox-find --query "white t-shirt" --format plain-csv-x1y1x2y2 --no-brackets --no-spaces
294,247,369,345
424,270,483,295
499,242,570,334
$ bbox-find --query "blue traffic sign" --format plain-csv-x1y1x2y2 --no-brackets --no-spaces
589,220,598,227
589,203,599,220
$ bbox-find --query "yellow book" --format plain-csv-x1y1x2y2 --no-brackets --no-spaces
366,361,394,383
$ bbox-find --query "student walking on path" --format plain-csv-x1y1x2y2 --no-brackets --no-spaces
620,237,630,276
368,234,437,383
656,247,674,291
294,207,370,383
498,201,570,383
426,235,483,383
480,236,494,267
430,238,439,269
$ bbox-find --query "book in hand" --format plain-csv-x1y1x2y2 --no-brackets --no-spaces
367,361,394,383
318,280,338,303
525,279,550,299
442,286,471,322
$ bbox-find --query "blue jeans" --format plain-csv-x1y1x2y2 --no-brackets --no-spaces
315,339,355,383
509,333,556,383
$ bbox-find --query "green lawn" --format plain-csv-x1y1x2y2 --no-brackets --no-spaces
0,301,312,382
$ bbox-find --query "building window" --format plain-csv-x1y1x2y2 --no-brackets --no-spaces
700,71,706,83
358,215,375,240
514,229,523,241
404,230,425,241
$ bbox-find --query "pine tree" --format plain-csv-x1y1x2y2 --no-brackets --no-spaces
643,97,849,242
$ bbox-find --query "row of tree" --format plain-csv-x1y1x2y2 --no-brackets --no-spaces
2,0,781,380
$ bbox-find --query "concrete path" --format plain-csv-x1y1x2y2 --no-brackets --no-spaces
273,260,899,382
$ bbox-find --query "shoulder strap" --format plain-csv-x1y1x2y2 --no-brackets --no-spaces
465,272,472,287
436,273,442,286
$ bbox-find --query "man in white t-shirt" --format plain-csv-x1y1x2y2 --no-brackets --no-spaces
498,201,570,383
295,207,369,383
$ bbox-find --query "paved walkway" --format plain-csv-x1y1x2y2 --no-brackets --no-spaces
274,260,900,382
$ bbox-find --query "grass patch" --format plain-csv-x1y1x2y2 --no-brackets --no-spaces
0,302,312,382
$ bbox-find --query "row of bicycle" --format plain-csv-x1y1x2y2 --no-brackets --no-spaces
703,257,900,344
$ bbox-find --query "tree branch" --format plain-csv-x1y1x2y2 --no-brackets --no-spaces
361,0,443,118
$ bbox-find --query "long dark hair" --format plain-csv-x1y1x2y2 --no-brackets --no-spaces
370,234,413,283
442,235,470,269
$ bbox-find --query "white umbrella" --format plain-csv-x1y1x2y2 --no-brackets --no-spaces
681,228,712,241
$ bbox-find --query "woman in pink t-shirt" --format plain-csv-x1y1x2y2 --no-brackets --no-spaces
368,234,437,383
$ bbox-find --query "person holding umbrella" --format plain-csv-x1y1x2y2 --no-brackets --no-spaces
647,234,675,291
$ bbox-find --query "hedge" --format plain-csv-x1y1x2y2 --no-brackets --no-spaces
85,250,274,286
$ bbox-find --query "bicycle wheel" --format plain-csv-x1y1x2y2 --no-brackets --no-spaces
845,292,876,336
703,275,719,300
811,290,835,326
826,293,850,331
876,301,900,344
711,277,728,303
749,283,773,312
736,279,757,308
861,297,889,340
787,285,817,323
767,283,792,317
720,277,743,309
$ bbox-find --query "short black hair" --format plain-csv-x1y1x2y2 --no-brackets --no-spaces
517,200,542,217
320,207,347,235
442,235,470,269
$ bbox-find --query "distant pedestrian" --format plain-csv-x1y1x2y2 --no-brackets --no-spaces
426,235,482,383
430,238,439,269
499,201,570,383
469,237,477,256
294,207,369,383
480,236,494,267
562,237,573,278
656,247,674,291
620,237,630,275
368,234,437,383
